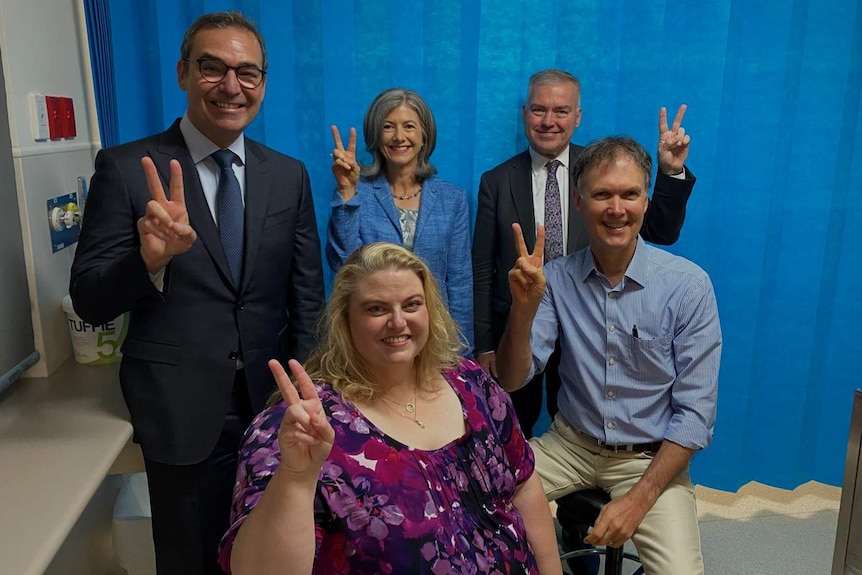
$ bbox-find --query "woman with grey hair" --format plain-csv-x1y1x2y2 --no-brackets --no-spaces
326,88,474,351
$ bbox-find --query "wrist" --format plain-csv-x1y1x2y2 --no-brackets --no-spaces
337,186,356,201
275,463,321,491
140,248,169,275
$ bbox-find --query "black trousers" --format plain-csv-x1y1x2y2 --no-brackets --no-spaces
509,341,562,439
143,371,254,575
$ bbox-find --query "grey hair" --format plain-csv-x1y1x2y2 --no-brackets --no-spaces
527,69,581,101
573,136,653,194
180,11,267,70
361,88,437,182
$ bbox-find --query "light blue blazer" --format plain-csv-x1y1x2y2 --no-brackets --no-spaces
326,175,474,351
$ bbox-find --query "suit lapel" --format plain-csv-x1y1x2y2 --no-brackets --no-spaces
240,141,271,292
372,178,403,238
510,151,536,249
566,143,587,254
151,124,233,287
413,179,435,246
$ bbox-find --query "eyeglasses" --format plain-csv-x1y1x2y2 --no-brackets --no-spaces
187,57,266,89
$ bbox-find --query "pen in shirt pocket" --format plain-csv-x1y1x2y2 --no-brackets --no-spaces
632,324,639,339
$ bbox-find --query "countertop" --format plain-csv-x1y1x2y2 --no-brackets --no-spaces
0,359,137,575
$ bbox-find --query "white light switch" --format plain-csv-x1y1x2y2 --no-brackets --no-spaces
30,93,49,141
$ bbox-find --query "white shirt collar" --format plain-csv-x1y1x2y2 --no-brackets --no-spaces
528,146,569,175
179,113,246,166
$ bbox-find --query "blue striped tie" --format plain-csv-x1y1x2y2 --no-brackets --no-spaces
211,149,244,286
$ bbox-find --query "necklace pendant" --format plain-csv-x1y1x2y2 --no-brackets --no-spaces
405,402,416,413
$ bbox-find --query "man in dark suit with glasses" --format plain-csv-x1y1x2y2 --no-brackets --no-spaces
71,11,324,574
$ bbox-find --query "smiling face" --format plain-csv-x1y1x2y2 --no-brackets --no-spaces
575,153,649,264
348,268,429,379
379,104,425,173
522,81,582,159
177,26,266,148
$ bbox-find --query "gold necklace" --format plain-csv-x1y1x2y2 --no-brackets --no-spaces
391,188,421,201
378,390,425,429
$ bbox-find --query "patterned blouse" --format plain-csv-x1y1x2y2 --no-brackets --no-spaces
218,359,538,574
397,206,419,251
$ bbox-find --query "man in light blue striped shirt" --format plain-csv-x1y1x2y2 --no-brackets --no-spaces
498,136,721,575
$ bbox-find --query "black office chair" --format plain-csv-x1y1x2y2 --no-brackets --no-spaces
556,489,644,575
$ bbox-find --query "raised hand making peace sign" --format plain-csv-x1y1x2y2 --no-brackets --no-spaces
269,359,334,480
507,223,547,314
137,157,197,274
330,125,360,201
657,104,691,176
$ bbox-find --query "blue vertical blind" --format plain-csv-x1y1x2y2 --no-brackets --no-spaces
88,0,862,492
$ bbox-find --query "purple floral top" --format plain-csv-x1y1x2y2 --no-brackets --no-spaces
218,359,538,574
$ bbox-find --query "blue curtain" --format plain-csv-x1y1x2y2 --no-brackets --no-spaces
83,0,119,147
89,0,862,492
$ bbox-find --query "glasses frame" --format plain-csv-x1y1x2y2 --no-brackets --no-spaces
186,57,267,89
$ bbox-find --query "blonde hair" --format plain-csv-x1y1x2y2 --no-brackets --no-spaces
270,243,462,405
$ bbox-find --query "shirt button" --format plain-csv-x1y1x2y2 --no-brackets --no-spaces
608,292,616,299
609,325,615,333
608,357,616,366
607,421,616,430
228,351,239,360
607,390,615,398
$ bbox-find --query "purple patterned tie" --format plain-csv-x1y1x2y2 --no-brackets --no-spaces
212,149,244,286
544,160,564,261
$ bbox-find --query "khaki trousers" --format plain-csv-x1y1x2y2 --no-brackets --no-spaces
530,414,704,575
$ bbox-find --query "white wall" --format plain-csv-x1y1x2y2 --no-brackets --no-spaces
0,0,101,376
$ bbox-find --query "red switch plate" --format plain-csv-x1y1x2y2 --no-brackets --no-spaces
59,97,76,138
45,96,64,139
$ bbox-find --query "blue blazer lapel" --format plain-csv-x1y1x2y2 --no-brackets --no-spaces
372,177,403,240
413,179,436,246
152,125,234,288
240,141,271,292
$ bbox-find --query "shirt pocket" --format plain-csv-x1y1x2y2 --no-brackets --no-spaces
624,334,674,384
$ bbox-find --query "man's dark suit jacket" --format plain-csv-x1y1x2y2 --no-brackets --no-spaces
472,143,695,356
70,120,324,465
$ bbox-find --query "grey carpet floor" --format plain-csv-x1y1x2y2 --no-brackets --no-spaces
557,481,841,575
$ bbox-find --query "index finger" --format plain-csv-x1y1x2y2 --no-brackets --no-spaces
141,156,167,203
532,225,545,260
269,359,301,406
512,223,528,258
286,359,319,405
331,125,345,151
671,104,687,132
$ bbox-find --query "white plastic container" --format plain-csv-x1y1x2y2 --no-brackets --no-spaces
61,295,127,364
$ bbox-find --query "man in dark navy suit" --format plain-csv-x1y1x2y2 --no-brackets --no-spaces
70,11,324,574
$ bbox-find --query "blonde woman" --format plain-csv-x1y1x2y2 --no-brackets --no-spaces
219,243,561,575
